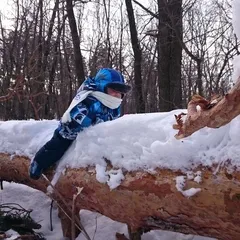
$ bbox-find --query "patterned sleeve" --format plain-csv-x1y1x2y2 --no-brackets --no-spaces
70,103,93,127
59,102,95,140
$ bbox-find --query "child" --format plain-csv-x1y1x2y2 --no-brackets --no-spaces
29,68,131,180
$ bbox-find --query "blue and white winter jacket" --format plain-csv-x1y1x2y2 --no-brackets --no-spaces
57,68,130,140
58,95,121,140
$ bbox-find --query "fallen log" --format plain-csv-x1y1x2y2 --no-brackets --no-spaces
173,77,240,139
1,153,240,240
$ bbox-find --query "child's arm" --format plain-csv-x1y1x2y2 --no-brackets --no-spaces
29,101,96,179
70,103,93,128
58,101,96,140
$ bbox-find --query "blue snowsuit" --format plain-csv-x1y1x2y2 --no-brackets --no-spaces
29,68,131,180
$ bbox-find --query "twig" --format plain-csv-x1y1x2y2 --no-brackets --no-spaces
41,174,91,240
71,187,84,240
50,200,54,231
0,76,24,102
92,215,98,240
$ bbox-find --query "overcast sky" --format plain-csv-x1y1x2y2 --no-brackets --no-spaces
0,0,14,27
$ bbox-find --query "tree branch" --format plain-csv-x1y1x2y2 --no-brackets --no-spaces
173,77,240,139
132,0,158,19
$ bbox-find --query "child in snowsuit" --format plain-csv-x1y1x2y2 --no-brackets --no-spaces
29,68,131,180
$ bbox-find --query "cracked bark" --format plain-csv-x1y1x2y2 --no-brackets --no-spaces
174,77,240,139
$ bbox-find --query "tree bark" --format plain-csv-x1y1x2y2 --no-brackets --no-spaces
157,0,183,111
125,0,144,113
66,0,85,85
173,77,240,139
1,153,240,240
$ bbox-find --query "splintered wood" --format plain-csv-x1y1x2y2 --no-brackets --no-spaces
173,77,240,139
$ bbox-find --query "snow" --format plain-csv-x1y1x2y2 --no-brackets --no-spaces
96,164,125,189
1,182,63,240
1,112,240,190
194,171,202,184
0,111,231,239
0,110,240,201
0,110,240,202
1,1,240,239
1,182,215,240
175,175,201,198
175,176,186,192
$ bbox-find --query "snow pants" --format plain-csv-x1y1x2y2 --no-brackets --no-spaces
33,129,74,170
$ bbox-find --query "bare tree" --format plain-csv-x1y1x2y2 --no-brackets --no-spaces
132,0,183,111
0,0,238,120
125,0,144,113
66,0,85,85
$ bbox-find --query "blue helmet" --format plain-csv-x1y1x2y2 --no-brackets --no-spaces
81,68,131,94
94,68,131,93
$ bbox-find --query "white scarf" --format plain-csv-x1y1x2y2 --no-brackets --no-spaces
61,90,122,123
90,91,122,110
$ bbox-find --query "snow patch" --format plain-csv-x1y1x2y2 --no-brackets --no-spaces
95,164,124,189
175,172,202,198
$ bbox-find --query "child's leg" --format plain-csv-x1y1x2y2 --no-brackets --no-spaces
29,129,73,179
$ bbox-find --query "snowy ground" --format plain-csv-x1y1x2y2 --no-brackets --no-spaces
1,182,215,240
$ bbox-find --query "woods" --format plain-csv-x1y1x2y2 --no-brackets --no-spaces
0,0,239,119
1,0,240,239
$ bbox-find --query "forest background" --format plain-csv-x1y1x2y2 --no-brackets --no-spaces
0,0,238,120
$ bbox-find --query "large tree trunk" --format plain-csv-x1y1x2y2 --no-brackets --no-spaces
1,153,240,240
66,0,85,85
125,0,144,113
157,0,183,111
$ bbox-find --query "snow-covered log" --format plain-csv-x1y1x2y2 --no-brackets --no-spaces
173,77,240,139
1,153,240,240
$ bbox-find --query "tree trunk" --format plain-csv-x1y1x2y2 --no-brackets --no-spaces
66,0,85,85
125,0,144,113
1,152,240,240
157,0,182,111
